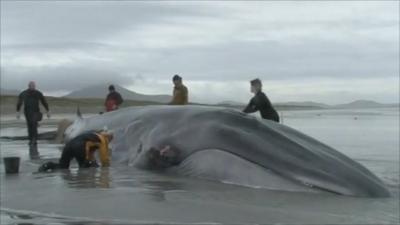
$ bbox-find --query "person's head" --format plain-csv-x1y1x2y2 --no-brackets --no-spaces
108,85,115,92
172,74,182,86
28,81,36,90
250,78,262,93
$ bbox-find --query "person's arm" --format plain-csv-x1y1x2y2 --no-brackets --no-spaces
116,93,123,105
98,142,110,167
39,92,49,112
168,89,176,105
16,91,24,112
85,141,100,161
104,93,111,107
93,134,110,167
183,86,188,105
243,98,257,113
39,92,50,118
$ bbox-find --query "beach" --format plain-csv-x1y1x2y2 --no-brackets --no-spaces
0,107,399,224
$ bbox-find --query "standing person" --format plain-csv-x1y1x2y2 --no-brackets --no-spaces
38,130,113,172
243,78,280,122
105,85,123,112
169,74,188,105
16,81,51,146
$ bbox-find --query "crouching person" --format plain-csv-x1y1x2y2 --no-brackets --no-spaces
38,130,113,172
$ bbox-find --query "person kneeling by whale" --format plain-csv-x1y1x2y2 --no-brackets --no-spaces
38,131,113,172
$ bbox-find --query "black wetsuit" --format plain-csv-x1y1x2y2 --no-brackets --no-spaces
16,89,49,144
38,132,105,172
58,132,102,169
243,91,280,122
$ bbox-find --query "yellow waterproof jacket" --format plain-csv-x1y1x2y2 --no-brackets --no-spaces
170,84,188,105
85,133,110,167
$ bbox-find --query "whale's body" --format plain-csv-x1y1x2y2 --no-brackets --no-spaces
65,105,390,197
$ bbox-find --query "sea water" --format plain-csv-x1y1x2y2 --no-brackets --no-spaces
0,108,399,224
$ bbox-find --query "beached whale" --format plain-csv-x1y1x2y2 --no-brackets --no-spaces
64,105,390,197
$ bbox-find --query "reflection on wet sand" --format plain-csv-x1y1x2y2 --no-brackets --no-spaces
58,167,185,202
61,168,111,189
29,145,39,160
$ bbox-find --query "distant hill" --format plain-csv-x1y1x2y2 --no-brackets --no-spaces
217,99,398,110
0,95,163,115
0,88,20,96
333,100,399,109
276,101,330,109
64,84,171,103
217,100,246,107
218,100,329,108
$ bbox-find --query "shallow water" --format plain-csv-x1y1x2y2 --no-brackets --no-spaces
1,108,399,224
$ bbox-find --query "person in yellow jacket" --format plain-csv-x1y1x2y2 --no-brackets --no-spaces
169,74,188,105
38,130,113,172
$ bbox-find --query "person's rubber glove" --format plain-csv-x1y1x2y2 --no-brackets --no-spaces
38,162,57,172
16,111,21,120
46,111,51,119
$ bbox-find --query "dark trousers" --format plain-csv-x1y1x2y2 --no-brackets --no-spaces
59,141,88,168
25,112,38,144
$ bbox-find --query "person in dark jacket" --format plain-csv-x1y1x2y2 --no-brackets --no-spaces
38,131,113,172
105,85,123,112
16,81,50,145
243,78,280,122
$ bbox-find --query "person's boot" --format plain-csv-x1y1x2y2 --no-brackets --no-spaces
32,137,37,145
29,138,37,146
29,145,39,159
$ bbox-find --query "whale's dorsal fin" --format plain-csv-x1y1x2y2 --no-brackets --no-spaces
76,105,82,119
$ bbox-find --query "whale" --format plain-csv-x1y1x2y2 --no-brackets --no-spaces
64,105,391,197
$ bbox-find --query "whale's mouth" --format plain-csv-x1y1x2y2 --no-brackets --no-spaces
168,149,321,194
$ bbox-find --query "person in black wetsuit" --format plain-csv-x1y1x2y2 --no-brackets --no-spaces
38,131,113,172
243,78,280,122
16,81,50,145
104,85,124,112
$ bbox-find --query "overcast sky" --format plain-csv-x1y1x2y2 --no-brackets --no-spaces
1,1,398,104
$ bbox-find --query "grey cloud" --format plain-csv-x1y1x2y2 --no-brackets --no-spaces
1,42,111,52
1,1,217,44
1,1,398,103
145,39,398,81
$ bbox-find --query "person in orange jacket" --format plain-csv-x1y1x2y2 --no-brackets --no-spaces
38,130,113,172
169,75,188,105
